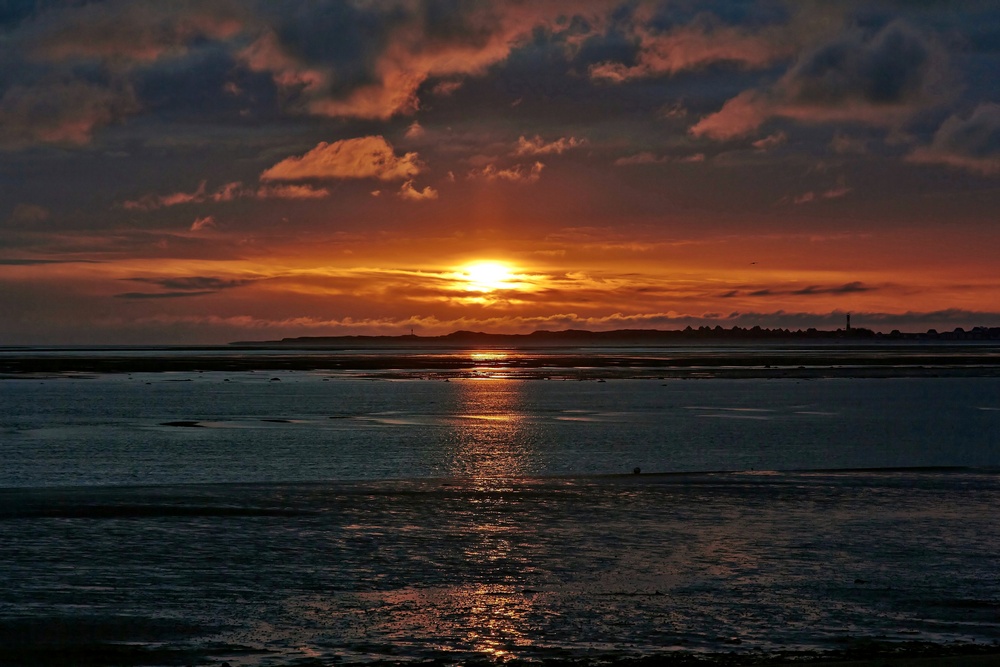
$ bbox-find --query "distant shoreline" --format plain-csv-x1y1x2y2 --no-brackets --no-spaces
232,325,1000,347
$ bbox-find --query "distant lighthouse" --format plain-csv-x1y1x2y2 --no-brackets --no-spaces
846,313,851,333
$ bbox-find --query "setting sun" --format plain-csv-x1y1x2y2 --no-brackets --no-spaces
460,261,517,293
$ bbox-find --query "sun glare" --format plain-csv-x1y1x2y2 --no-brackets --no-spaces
461,261,516,292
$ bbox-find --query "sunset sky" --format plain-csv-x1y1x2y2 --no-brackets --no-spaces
2,1,999,344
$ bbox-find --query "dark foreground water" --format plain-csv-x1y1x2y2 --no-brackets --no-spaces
1,354,999,665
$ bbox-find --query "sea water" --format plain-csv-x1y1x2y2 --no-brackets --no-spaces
1,364,999,664
2,373,1000,487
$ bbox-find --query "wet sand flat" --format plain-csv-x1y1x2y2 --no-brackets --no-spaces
2,474,998,666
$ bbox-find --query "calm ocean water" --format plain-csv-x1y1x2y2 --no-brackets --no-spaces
2,352,999,664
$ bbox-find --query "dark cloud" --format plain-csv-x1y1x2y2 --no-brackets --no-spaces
7,203,50,225
588,11,795,82
113,273,257,299
115,290,218,299
908,103,1000,174
0,258,101,265
691,19,947,139
792,281,871,295
126,276,256,291
855,308,1000,328
746,282,874,297
0,78,139,148
0,1,251,147
785,20,933,106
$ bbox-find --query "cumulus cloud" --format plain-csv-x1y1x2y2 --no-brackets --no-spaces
262,3,545,120
0,2,252,148
1,2,583,146
260,136,422,182
404,121,426,139
398,181,438,201
907,103,1000,175
781,21,937,110
468,161,544,183
513,135,586,156
237,30,325,96
691,21,945,141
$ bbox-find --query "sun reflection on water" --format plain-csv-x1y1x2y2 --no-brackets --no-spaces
446,377,540,657
461,583,536,659
466,350,520,379
469,351,509,363
447,377,533,483
284,378,545,662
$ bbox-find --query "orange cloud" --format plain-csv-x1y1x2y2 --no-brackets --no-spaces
190,215,216,232
398,181,439,201
250,2,616,121
513,135,586,156
590,20,793,82
689,90,770,140
404,121,426,139
789,180,852,205
752,131,787,150
255,184,330,200
122,181,207,210
260,136,422,182
301,12,525,120
468,161,544,183
237,30,326,95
